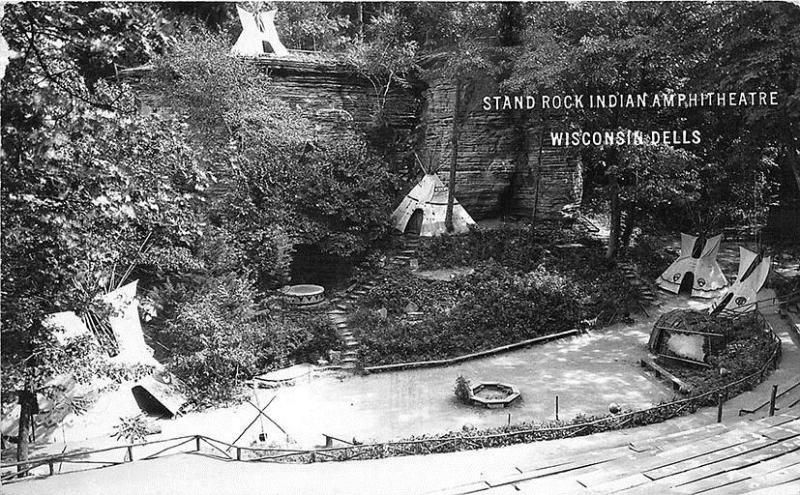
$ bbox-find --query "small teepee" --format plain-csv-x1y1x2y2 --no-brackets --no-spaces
656,233,728,299
709,246,771,315
390,152,475,237
231,7,288,57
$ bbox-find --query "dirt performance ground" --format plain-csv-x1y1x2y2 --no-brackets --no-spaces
56,300,702,450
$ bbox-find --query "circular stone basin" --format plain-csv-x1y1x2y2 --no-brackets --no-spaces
283,284,325,307
469,382,521,409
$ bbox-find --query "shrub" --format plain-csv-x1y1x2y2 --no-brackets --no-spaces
156,273,339,407
114,414,149,444
350,227,656,365
417,225,549,270
352,263,585,365
454,376,471,404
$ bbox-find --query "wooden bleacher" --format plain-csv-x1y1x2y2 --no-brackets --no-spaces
425,412,800,494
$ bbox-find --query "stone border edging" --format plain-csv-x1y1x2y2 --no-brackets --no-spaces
363,329,582,373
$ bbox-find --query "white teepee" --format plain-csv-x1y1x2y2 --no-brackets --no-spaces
656,233,728,299
709,247,771,314
390,174,475,237
102,280,159,367
231,7,288,57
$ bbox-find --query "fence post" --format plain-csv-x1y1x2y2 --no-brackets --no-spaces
195,436,201,452
236,447,241,461
555,395,559,421
48,461,54,476
717,393,724,423
769,385,779,417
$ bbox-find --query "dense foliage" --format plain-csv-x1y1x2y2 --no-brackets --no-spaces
1,3,395,411
503,2,800,251
151,30,398,264
350,226,651,365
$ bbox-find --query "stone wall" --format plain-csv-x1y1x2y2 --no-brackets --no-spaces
253,58,420,142
131,56,582,221
418,80,582,220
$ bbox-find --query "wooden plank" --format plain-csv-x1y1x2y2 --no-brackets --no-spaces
510,476,592,495
424,480,491,495
723,461,800,494
697,456,800,495
745,483,800,495
578,430,758,487
645,437,776,480
486,456,614,488
628,423,727,452
756,413,800,427
659,437,800,487
640,357,694,392
604,480,683,495
515,446,628,474
761,425,800,441
586,473,651,493
481,484,525,494
668,469,750,494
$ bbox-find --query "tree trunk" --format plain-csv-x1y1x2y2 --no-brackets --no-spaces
445,79,463,232
531,123,546,227
607,177,622,260
782,146,800,201
16,387,35,474
357,4,364,40
620,208,635,256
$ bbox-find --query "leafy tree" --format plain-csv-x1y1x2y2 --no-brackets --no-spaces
346,10,420,124
506,3,708,256
275,2,352,51
152,30,397,265
1,2,203,464
692,3,800,204
420,5,504,232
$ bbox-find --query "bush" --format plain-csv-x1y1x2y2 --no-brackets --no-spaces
417,225,549,270
114,414,149,444
352,263,585,365
153,32,400,284
350,226,652,365
454,376,471,404
154,271,340,407
625,234,673,280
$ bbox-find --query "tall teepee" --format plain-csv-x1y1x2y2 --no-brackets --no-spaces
709,246,771,315
390,151,475,237
656,233,728,299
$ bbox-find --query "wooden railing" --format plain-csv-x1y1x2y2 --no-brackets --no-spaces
1,312,784,481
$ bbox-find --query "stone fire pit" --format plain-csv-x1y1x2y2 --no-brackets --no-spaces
283,284,325,308
468,381,521,409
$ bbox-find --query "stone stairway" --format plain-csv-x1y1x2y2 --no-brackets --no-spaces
325,234,424,370
619,261,659,308
425,412,800,495
325,307,360,369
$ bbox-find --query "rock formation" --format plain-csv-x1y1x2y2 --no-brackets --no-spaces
256,57,582,220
